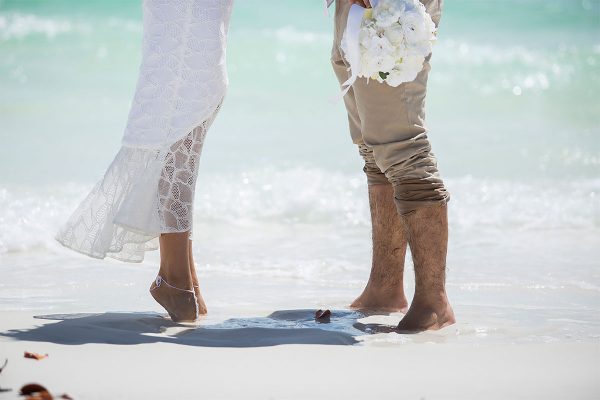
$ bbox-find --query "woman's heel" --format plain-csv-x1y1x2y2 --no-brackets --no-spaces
149,275,199,322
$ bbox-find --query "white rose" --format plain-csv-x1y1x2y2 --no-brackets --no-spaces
359,26,376,48
410,40,433,57
378,54,397,72
384,23,405,46
385,69,408,87
383,54,423,86
380,0,406,15
392,42,408,60
400,10,427,43
365,35,395,58
363,54,395,76
401,55,424,78
373,9,400,29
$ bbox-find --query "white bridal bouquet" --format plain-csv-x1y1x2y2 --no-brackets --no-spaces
341,0,437,92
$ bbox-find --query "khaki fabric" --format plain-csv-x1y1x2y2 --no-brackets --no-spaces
331,0,449,215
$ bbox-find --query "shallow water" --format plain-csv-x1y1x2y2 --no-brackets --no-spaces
0,0,599,344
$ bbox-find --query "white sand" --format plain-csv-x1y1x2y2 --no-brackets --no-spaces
0,312,598,399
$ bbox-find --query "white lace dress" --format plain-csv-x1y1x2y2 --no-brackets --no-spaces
56,0,234,262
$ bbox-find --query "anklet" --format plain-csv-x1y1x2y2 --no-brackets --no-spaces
151,275,194,294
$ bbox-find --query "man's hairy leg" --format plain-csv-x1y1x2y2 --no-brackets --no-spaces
397,204,455,332
351,184,409,312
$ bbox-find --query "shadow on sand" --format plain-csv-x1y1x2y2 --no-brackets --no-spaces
0,309,389,348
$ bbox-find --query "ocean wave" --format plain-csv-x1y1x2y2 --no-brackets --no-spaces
447,176,600,231
433,40,598,95
0,13,142,41
0,170,598,254
0,13,87,40
195,168,369,225
192,171,600,231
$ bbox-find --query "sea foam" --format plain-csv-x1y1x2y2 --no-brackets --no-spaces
1,169,598,255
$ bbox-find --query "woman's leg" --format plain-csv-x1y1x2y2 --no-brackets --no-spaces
159,232,192,288
150,123,214,321
150,232,198,322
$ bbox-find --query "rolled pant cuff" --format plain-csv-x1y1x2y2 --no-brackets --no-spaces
394,194,450,215
359,143,390,185
393,179,450,215
365,168,391,185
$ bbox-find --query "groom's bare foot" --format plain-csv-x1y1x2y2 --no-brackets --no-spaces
396,295,455,333
350,286,408,312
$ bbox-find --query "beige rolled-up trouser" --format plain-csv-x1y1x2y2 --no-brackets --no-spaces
331,0,449,215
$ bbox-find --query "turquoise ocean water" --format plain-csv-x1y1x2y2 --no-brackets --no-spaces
0,1,599,343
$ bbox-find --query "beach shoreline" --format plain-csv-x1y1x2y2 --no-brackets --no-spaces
0,312,598,399
1,0,599,398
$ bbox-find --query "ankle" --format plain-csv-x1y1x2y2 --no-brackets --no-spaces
365,279,405,295
366,289,407,304
411,290,450,308
159,265,192,289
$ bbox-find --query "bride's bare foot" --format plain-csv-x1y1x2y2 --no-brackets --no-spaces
149,276,198,322
151,233,200,322
192,286,208,315
188,241,207,315
191,284,207,315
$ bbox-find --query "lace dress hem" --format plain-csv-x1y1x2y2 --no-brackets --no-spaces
56,109,219,263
